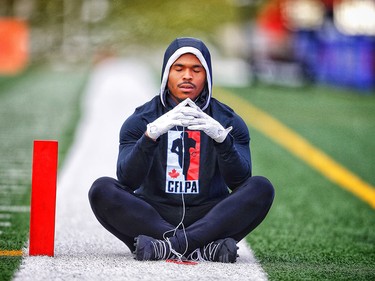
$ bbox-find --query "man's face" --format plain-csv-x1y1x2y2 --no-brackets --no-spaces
167,53,206,104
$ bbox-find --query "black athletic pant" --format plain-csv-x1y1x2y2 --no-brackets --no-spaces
88,176,274,255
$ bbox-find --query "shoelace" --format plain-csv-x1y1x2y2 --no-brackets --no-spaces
202,241,219,261
166,237,186,261
151,239,169,260
187,241,219,262
152,237,185,261
187,248,205,262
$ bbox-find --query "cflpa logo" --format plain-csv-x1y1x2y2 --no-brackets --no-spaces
166,179,199,194
165,130,201,194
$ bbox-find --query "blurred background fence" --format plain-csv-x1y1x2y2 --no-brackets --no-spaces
0,0,374,91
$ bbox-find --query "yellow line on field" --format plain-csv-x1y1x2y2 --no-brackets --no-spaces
0,250,23,256
216,89,375,209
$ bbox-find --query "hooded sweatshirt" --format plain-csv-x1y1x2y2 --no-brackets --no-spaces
117,37,252,206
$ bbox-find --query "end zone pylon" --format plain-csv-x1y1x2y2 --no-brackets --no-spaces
29,140,58,256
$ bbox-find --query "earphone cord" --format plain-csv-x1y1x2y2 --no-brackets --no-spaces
162,126,189,260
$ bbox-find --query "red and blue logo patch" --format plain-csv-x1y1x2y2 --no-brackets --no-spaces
165,130,200,194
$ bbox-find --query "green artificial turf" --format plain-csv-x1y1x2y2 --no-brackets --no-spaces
223,84,375,280
0,64,89,281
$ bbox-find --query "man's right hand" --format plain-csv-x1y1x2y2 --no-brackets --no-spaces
146,98,198,140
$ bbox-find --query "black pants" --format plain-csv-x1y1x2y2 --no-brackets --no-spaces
88,176,274,255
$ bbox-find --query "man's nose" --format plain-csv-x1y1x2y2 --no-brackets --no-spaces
182,69,193,80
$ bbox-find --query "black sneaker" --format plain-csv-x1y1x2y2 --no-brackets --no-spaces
188,238,239,263
133,235,172,261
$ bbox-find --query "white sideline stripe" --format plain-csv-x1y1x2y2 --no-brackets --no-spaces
0,214,11,219
0,222,11,227
14,58,268,281
0,205,29,212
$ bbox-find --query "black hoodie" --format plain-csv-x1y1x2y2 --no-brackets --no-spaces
117,37,252,206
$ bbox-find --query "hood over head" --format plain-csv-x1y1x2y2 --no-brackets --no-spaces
160,37,212,110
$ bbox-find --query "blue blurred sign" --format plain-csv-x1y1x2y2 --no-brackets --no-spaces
293,20,375,91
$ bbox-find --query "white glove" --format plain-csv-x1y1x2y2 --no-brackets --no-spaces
146,99,198,140
187,108,232,143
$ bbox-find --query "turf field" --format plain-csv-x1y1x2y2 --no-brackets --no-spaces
0,64,374,280
0,65,89,281
219,85,375,280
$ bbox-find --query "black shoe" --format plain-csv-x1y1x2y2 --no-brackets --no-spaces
133,235,172,261
188,238,239,263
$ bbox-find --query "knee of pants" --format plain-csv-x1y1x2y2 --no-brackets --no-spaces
88,176,117,207
250,175,275,204
251,176,274,194
236,176,275,206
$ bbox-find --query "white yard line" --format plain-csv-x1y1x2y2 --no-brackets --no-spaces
14,58,268,281
0,214,12,219
0,206,29,212
0,222,11,227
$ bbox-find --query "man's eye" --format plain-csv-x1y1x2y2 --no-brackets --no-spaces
193,67,203,73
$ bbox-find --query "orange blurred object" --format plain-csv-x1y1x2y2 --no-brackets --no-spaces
257,0,288,41
0,18,29,75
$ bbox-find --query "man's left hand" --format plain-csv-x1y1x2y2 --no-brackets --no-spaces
186,108,232,143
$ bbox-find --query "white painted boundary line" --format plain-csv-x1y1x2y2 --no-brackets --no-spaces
14,58,268,281
0,214,12,219
0,206,29,212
